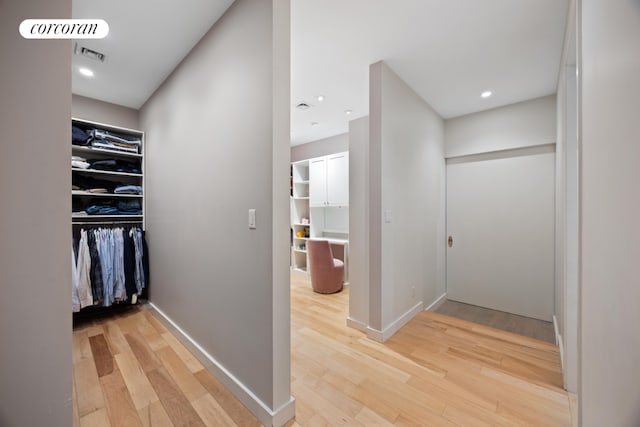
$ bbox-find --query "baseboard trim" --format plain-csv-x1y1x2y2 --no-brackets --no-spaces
366,326,384,342
148,303,295,427
553,315,565,386
425,293,447,311
346,316,368,333
558,333,565,377
366,301,423,343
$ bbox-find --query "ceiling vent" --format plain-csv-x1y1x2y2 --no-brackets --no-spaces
74,44,106,62
296,102,311,110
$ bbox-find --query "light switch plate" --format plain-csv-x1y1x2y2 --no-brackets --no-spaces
249,209,256,229
384,209,392,223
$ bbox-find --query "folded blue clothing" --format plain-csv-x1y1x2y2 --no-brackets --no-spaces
117,200,142,212
72,126,88,144
114,185,142,194
86,205,120,215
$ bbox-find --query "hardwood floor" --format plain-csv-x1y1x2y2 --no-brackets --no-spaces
290,271,570,426
72,307,261,427
73,272,571,426
434,300,556,343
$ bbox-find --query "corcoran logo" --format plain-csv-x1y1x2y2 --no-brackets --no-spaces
19,19,109,39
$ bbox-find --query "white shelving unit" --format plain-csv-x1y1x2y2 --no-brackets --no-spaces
291,160,310,273
72,118,145,227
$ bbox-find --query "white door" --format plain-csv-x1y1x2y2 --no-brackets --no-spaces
309,157,327,206
327,152,349,206
446,150,555,321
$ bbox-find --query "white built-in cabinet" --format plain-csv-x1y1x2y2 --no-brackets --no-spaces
291,151,350,278
309,152,349,207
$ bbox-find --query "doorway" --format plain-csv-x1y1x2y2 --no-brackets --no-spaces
445,146,556,322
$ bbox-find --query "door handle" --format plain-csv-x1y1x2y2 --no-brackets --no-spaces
448,236,453,248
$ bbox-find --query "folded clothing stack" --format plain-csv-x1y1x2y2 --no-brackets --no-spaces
72,155,90,169
72,126,89,145
82,199,142,216
73,175,118,193
114,185,143,195
90,159,141,174
88,129,141,154
117,199,142,215
85,202,120,215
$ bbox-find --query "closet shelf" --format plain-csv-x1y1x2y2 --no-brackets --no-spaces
72,145,142,159
72,214,143,219
293,180,309,184
72,167,143,178
72,190,143,198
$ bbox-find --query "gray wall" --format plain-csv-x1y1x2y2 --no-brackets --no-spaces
72,94,140,130
555,0,579,394
368,61,445,338
348,117,369,330
445,95,556,158
290,132,348,162
140,0,291,419
0,0,72,426
580,0,640,425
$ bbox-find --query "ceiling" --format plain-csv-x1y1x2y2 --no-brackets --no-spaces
72,0,569,146
72,0,234,108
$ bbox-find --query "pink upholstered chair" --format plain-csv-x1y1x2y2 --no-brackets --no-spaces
307,239,344,294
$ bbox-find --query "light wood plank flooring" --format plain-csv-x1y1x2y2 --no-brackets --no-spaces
290,271,570,426
434,299,556,343
72,307,261,427
73,272,571,426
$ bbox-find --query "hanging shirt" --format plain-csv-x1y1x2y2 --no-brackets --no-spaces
76,229,93,308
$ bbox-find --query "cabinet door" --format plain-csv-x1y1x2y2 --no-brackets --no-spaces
309,157,327,206
327,152,349,206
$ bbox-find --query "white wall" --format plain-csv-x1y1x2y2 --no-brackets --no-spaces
555,0,579,393
580,0,640,425
348,117,369,331
290,132,348,162
445,95,556,158
0,0,72,425
72,94,140,130
140,0,293,425
368,61,445,341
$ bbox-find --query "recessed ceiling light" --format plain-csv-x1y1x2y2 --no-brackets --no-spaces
317,95,325,102
345,110,352,115
481,91,492,98
310,122,319,126
79,67,94,77
296,102,311,110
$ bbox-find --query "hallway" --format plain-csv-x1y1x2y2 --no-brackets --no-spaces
72,272,575,426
